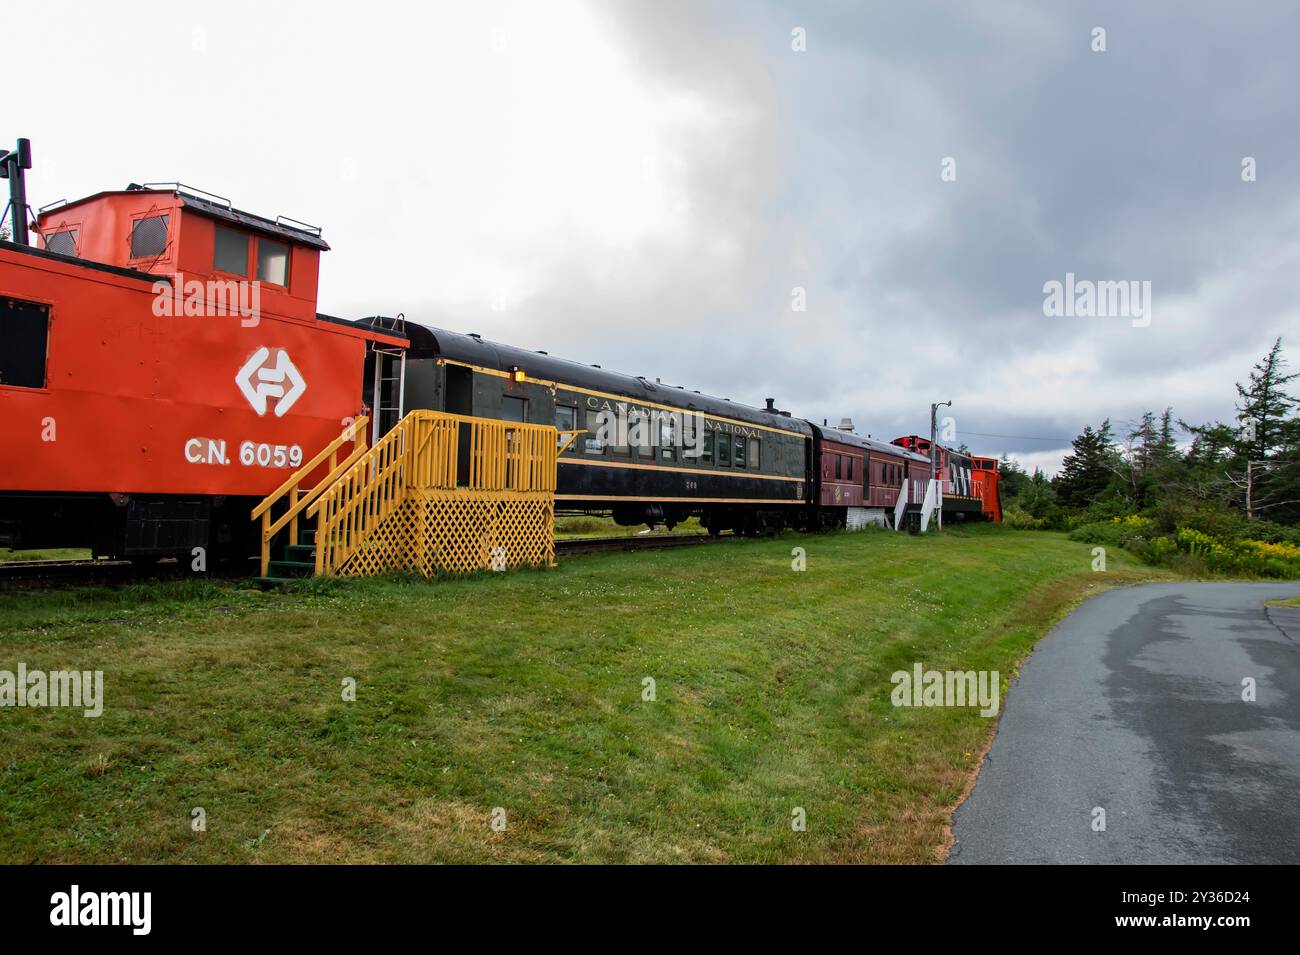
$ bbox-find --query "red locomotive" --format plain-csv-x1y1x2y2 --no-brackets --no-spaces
890,435,1002,523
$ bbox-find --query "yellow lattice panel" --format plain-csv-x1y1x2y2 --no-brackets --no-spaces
337,490,554,578
308,410,558,578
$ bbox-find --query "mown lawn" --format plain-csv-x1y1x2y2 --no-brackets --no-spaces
0,526,1171,863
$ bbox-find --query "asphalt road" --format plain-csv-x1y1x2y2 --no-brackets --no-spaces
949,582,1300,864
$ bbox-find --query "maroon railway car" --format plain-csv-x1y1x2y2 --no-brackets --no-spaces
811,424,930,529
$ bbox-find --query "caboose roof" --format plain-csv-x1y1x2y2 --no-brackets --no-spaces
44,185,330,251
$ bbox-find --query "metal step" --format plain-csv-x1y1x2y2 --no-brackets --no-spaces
267,559,314,578
284,544,315,562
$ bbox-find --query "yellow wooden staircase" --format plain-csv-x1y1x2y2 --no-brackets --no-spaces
253,410,568,583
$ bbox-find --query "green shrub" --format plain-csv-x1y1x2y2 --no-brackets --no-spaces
1001,505,1047,530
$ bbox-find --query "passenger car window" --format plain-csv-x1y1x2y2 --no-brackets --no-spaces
734,437,746,468
659,415,676,461
630,410,653,458
702,431,714,464
585,409,606,453
717,433,730,466
555,405,577,450
501,395,527,423
749,437,760,469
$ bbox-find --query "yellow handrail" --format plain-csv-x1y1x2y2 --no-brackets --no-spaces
309,410,559,576
251,416,368,576
557,429,584,454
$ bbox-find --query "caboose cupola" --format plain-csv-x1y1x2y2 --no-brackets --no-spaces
35,181,331,324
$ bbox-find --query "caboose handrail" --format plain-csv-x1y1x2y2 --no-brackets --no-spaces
251,418,368,521
251,416,368,576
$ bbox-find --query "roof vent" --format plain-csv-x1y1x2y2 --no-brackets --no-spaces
765,398,776,412
839,417,855,432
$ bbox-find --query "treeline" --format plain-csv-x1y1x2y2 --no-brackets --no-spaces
997,338,1300,577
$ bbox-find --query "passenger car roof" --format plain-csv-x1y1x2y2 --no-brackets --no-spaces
403,322,814,435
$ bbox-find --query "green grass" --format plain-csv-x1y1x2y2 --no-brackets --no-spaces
554,514,705,538
0,526,1172,863
0,548,91,562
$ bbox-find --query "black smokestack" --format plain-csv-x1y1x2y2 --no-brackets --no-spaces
1,138,33,246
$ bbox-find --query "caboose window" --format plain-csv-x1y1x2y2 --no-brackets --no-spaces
45,228,78,256
257,239,290,286
213,225,249,276
0,297,50,389
130,214,169,259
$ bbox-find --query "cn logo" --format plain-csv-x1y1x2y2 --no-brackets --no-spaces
236,347,306,417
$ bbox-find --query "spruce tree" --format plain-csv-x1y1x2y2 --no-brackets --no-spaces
1056,423,1113,509
1236,337,1296,460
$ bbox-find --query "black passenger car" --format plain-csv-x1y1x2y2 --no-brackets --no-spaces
397,324,813,534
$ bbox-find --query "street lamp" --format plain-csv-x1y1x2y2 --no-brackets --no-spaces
930,400,952,486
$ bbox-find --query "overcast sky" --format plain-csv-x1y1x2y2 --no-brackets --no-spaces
13,0,1300,474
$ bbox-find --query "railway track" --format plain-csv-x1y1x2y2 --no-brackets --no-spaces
0,557,134,586
0,532,719,585
0,557,226,587
555,532,718,556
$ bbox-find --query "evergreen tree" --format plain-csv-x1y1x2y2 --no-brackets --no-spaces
1236,337,1296,460
998,455,1028,500
1179,418,1242,505
1055,422,1114,508
1020,468,1057,518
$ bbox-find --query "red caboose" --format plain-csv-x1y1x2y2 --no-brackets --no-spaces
0,152,405,560
970,455,1002,523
